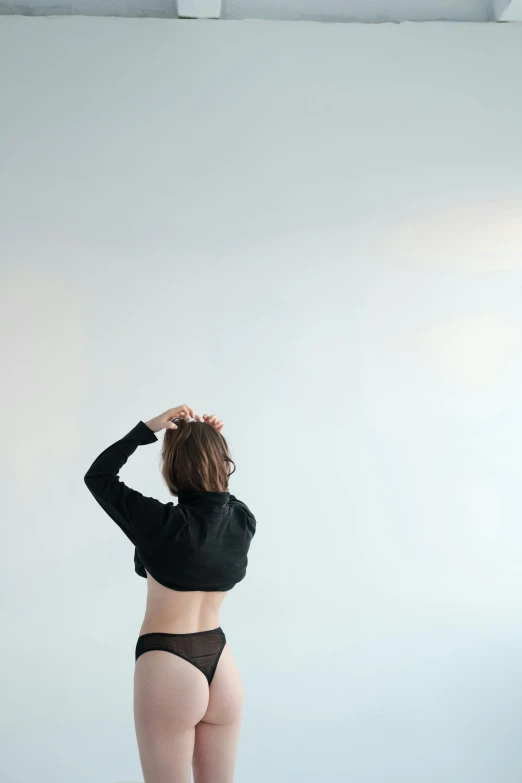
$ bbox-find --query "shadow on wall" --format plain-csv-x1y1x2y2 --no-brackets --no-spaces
0,0,504,22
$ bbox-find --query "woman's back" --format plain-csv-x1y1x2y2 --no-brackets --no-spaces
140,570,229,635
83,420,256,595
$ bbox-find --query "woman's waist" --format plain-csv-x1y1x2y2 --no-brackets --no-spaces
139,584,227,635
139,611,225,636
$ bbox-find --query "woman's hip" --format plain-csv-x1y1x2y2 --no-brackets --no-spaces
135,627,227,687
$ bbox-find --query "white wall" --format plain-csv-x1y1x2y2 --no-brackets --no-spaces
493,0,514,17
498,0,522,19
1,15,522,783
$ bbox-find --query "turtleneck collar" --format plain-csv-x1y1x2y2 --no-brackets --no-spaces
177,490,230,507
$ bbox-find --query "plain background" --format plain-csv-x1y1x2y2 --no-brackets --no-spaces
1,15,522,783
0,0,504,22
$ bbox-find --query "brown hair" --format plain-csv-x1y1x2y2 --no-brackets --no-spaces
160,417,236,495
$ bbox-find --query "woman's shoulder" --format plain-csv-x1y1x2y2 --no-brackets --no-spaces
228,494,256,530
228,493,251,511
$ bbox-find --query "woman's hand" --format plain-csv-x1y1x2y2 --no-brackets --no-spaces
145,407,224,433
195,413,225,432
145,405,195,433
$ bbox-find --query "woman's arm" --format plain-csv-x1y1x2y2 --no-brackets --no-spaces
84,420,185,547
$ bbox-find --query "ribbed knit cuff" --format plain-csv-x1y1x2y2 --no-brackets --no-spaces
136,420,159,443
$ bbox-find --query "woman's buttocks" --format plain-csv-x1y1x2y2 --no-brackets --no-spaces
138,570,229,636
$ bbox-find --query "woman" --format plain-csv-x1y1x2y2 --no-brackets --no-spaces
84,404,256,783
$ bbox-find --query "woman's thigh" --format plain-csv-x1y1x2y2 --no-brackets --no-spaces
134,650,210,783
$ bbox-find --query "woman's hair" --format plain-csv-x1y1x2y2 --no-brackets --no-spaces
160,417,236,495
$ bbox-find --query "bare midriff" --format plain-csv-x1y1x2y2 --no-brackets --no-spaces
138,570,229,636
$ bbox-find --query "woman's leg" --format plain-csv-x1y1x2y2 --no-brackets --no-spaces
134,650,210,783
192,644,244,783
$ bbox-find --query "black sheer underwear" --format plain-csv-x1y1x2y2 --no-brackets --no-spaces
135,627,227,686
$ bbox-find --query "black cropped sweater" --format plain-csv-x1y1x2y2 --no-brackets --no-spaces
84,420,256,591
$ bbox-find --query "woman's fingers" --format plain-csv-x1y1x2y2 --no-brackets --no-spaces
163,409,223,430
202,413,224,430
166,404,195,419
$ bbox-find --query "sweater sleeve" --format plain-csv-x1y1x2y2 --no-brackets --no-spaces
84,420,186,547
